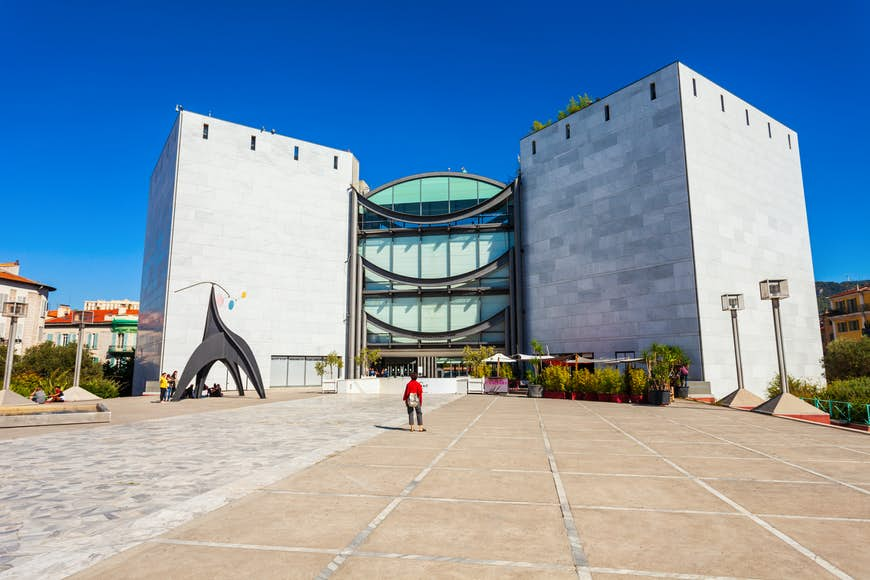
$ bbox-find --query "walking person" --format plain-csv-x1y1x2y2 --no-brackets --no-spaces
679,363,689,388
168,370,178,400
403,372,425,432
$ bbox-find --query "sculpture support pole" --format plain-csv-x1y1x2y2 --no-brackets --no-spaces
3,317,16,391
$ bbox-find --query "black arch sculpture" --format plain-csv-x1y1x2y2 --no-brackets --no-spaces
172,284,266,400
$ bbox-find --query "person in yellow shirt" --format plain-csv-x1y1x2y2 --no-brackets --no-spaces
159,373,169,402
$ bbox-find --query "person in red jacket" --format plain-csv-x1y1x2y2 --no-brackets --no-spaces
402,372,426,432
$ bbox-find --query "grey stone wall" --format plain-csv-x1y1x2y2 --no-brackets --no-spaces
519,63,703,371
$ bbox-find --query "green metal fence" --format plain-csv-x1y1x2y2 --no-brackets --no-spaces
800,398,870,426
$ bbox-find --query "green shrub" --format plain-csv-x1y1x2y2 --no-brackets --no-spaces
824,338,870,381
598,368,622,394
766,374,821,399
626,368,647,395
822,377,870,407
10,371,44,397
541,365,570,392
80,378,120,399
569,369,598,394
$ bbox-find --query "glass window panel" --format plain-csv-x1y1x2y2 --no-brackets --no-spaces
368,187,393,208
449,177,478,202
392,237,419,277
364,298,391,321
391,297,419,331
478,231,509,264
420,235,448,278
449,234,477,275
420,297,448,332
287,358,305,386
477,181,502,200
393,180,420,214
362,238,392,270
421,177,449,202
481,295,509,319
450,296,479,330
270,356,288,386
305,358,321,385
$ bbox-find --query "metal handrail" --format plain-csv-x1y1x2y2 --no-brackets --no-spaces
801,397,870,426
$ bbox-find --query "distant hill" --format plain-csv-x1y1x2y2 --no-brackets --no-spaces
816,280,870,314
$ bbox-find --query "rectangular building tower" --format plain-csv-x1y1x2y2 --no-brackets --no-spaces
519,62,823,398
133,111,358,394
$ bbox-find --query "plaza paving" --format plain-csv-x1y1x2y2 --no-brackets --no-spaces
2,394,870,579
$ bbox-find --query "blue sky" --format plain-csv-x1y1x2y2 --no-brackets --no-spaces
2,1,867,309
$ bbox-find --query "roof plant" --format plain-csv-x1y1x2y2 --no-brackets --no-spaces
531,93,595,133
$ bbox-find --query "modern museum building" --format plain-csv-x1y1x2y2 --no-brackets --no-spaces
133,62,824,399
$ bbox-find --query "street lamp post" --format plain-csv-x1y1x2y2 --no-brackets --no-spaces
2,301,28,392
71,310,94,389
759,279,790,394
721,294,746,390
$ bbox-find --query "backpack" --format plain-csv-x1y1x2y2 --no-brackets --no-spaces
407,392,419,408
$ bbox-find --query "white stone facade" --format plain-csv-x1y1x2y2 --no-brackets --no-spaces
0,264,53,356
133,111,358,394
519,62,823,398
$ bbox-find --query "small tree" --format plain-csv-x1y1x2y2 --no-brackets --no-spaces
642,343,687,391
541,364,569,392
314,350,344,380
13,342,103,384
354,348,382,375
462,345,495,378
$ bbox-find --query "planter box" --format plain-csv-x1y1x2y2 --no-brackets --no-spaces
542,390,566,399
527,384,543,398
646,390,671,405
674,385,690,399
630,394,644,404
610,393,626,404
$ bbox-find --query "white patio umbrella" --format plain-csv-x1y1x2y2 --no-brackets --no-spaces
514,353,555,361
483,352,516,376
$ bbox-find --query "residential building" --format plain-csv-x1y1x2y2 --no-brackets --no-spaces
84,299,139,311
134,62,824,399
0,261,55,355
45,308,139,364
824,286,870,343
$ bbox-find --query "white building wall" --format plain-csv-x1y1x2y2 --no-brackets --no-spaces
150,111,355,391
678,64,824,397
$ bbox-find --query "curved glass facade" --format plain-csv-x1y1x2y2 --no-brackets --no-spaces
353,173,519,373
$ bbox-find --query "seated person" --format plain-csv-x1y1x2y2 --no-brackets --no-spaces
208,383,223,397
45,387,64,403
30,387,46,404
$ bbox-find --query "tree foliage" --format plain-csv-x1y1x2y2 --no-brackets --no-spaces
824,337,870,381
642,343,688,390
462,345,495,378
314,350,344,379
354,348,381,373
14,342,102,384
531,93,596,132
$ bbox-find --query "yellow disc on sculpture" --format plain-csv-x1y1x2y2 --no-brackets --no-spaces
241,291,247,299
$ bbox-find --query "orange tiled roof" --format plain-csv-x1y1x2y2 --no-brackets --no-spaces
46,308,139,325
0,270,56,291
829,286,870,299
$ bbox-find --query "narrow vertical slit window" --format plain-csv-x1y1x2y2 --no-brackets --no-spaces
787,134,792,149
767,122,772,138
250,136,256,151
532,140,536,155
649,82,657,100
692,78,697,96
333,155,338,170
745,109,750,126
202,124,209,139
604,104,610,121
293,145,299,160
565,123,571,139
720,95,725,112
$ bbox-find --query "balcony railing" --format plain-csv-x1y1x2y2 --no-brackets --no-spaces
108,344,134,353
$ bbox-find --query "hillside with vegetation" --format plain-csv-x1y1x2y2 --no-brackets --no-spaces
816,280,870,314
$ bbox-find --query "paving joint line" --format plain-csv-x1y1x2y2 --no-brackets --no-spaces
666,418,870,495
535,399,592,580
315,397,497,579
578,403,853,580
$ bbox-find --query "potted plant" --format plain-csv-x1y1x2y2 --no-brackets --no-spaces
579,369,599,400
354,348,382,377
673,357,691,399
626,367,647,403
642,343,681,405
541,364,569,399
315,350,344,392
525,339,548,398
598,367,622,403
